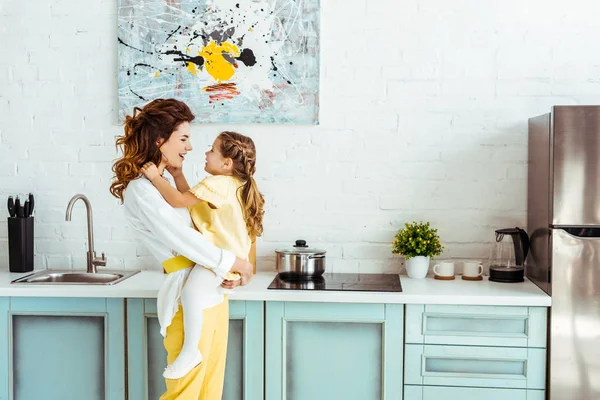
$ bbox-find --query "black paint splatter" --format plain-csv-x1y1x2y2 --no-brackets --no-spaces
129,87,146,101
164,25,181,43
134,63,154,69
133,63,177,76
118,37,154,54
164,50,205,68
269,56,294,86
186,30,204,47
236,49,256,66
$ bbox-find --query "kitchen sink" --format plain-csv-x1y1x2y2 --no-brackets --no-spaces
11,270,141,285
11,195,143,286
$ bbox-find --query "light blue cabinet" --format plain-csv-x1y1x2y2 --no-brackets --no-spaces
127,298,264,400
404,304,547,399
0,297,125,400
0,296,548,400
266,302,404,400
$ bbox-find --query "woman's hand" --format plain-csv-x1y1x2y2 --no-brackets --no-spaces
141,162,160,181
221,279,242,290
230,258,253,286
166,165,183,178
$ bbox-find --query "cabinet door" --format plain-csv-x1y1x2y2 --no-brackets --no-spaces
266,302,404,400
127,299,264,400
405,305,547,348
0,297,125,400
404,385,545,400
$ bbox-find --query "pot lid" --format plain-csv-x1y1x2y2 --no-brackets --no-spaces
275,240,326,255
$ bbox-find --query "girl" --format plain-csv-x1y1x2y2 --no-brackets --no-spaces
141,131,265,380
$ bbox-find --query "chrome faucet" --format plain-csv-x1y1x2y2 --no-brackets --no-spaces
65,194,106,273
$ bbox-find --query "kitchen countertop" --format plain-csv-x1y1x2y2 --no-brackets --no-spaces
0,270,551,306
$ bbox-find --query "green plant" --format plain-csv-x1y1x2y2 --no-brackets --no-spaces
391,221,444,259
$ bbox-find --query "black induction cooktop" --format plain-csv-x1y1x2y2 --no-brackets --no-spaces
267,273,402,292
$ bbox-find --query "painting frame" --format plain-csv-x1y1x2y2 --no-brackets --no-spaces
117,0,320,124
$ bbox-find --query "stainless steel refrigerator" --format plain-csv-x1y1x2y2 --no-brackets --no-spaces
528,106,600,400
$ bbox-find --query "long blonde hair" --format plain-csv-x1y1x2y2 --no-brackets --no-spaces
218,131,265,238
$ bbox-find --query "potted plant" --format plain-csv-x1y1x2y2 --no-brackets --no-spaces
392,221,444,279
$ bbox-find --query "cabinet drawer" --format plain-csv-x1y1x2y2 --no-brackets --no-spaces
405,385,544,400
405,344,546,389
406,305,547,347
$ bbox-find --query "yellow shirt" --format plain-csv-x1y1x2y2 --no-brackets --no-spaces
188,175,251,280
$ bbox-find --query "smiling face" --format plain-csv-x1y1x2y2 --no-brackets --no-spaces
205,138,232,175
159,121,192,168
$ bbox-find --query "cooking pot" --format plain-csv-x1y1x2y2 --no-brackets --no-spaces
275,240,326,279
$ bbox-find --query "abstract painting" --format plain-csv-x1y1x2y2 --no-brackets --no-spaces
117,0,320,124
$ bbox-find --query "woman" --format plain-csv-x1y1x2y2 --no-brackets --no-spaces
110,98,253,399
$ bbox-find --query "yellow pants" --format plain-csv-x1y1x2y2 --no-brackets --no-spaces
159,298,229,400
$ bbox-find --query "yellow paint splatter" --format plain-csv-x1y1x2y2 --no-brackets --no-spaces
187,62,198,75
155,71,159,78
199,40,240,82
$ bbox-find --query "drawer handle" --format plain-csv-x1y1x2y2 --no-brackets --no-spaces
424,356,526,377
424,315,528,336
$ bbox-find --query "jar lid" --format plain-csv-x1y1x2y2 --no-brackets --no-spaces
275,240,326,255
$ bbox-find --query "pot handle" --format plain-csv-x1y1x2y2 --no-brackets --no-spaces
308,255,325,259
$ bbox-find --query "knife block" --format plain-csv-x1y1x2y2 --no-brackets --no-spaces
8,217,34,273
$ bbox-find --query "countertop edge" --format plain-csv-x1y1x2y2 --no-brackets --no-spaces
0,271,552,307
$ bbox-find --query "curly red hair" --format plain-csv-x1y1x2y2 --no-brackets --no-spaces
110,99,195,202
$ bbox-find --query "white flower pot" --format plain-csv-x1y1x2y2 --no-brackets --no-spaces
405,256,430,279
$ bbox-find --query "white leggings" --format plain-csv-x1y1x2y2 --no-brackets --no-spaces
178,265,223,361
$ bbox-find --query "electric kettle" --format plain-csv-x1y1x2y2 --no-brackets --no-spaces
489,227,530,283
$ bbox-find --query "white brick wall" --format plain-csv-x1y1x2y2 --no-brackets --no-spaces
1,0,600,273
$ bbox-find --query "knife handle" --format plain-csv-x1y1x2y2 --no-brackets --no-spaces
28,193,34,216
14,197,21,218
7,196,15,218
23,200,30,218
